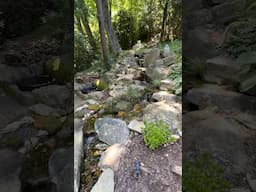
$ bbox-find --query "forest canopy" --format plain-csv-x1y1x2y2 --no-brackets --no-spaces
74,0,181,71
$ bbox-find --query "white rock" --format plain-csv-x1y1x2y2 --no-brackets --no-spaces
99,144,127,171
172,165,182,176
163,44,171,58
91,168,114,192
128,120,145,133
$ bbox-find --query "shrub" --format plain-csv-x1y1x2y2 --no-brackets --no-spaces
142,120,177,150
183,152,230,192
113,10,137,50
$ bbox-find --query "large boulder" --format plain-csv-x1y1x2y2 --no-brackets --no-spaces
144,48,160,67
185,84,256,113
32,85,71,110
94,118,129,145
143,101,181,134
204,55,241,84
183,109,250,174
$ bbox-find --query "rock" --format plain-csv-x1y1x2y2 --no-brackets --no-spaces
144,48,160,66
49,148,73,192
0,149,23,192
29,103,60,117
183,109,249,173
163,44,171,58
162,56,175,66
33,115,64,134
204,55,240,84
95,118,129,145
247,174,256,192
0,116,37,148
185,84,256,113
184,27,219,60
143,101,181,134
212,0,246,24
32,85,71,109
98,144,127,171
152,91,178,104
90,168,114,192
172,165,182,176
128,120,145,133
115,101,133,112
127,84,146,100
109,86,128,98
74,119,84,192
160,79,173,91
146,65,170,82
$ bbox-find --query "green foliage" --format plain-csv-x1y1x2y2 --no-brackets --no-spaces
168,40,182,95
237,51,256,93
223,19,256,57
113,10,137,49
183,152,230,192
142,121,177,150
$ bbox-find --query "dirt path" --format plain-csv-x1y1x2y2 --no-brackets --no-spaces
114,135,182,192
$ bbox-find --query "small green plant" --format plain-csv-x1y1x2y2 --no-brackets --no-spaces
142,120,177,150
183,152,231,192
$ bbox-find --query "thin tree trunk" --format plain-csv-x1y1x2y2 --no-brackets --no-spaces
160,0,169,41
96,0,110,70
81,14,97,50
102,0,121,54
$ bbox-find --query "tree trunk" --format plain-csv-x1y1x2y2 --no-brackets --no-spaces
81,14,97,50
96,0,110,70
102,0,121,54
160,0,169,41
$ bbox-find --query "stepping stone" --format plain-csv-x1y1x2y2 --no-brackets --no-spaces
90,168,114,192
95,118,129,145
186,84,256,113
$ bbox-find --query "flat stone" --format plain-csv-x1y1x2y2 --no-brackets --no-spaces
99,144,127,171
186,84,256,113
32,85,71,109
204,55,240,84
29,103,60,116
90,168,114,192
128,120,145,133
152,91,178,104
160,79,173,91
95,118,129,145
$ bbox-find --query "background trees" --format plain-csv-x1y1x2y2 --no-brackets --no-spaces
74,0,182,71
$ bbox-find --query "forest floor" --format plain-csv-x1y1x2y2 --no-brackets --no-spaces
75,42,182,192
